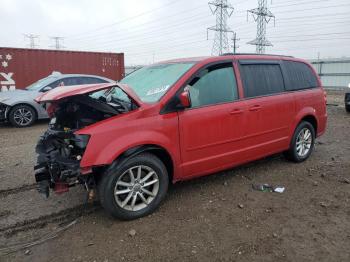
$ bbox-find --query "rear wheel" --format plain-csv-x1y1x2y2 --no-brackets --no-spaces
98,153,169,220
284,121,315,162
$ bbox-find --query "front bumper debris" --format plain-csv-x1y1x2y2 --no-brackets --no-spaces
34,128,90,197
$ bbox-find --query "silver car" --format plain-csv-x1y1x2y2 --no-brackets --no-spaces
0,72,114,127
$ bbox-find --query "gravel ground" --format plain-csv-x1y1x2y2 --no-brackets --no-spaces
0,91,349,262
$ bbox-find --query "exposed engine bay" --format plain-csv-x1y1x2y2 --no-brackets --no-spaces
34,87,137,197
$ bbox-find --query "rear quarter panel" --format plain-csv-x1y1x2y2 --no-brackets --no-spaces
291,87,327,137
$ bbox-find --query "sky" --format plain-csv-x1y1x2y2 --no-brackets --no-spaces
1,0,350,65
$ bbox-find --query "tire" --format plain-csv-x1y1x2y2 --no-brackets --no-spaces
8,104,37,127
98,153,169,220
284,121,315,163
345,93,350,113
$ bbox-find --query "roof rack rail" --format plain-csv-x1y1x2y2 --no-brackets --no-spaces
220,53,294,58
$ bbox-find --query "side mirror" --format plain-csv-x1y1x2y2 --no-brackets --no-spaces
178,91,191,108
41,86,53,92
160,90,191,114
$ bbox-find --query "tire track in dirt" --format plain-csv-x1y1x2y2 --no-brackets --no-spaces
0,203,99,238
0,184,36,198
0,186,93,238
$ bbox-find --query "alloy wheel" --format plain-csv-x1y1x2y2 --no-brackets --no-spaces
114,165,160,211
13,107,33,126
296,127,312,157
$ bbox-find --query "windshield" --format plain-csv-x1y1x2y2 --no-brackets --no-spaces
26,76,59,91
119,63,195,103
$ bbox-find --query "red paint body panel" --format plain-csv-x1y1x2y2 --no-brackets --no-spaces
55,55,326,183
0,47,124,90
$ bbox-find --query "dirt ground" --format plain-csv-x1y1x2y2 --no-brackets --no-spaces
0,91,349,262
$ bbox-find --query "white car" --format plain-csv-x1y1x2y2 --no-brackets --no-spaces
0,72,115,127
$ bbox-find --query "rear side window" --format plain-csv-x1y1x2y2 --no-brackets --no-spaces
188,64,238,108
239,63,285,98
283,61,318,90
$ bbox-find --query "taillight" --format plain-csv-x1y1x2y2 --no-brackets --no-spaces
323,90,327,105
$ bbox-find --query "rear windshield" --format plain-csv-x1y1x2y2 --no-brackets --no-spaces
120,63,195,103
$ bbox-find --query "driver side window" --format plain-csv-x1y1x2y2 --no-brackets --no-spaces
187,63,238,108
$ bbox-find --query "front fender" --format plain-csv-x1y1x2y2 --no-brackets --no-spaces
80,130,180,169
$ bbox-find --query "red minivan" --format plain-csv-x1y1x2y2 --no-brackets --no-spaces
35,54,327,220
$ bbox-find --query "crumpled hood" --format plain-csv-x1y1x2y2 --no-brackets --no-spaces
35,83,143,106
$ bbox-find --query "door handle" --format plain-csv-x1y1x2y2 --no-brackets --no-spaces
249,105,262,111
230,109,243,115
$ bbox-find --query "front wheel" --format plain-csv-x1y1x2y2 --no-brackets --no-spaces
284,121,315,162
98,153,169,220
8,104,37,127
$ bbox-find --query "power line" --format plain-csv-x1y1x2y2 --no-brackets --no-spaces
271,2,350,15
238,31,350,41
23,34,39,48
247,0,275,54
82,13,350,47
70,2,349,46
67,0,184,39
65,1,350,59
72,11,210,44
115,31,350,58
77,12,350,52
125,31,350,56
277,11,349,21
272,36,350,43
69,0,249,41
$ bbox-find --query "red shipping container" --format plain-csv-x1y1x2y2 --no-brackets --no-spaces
0,47,124,91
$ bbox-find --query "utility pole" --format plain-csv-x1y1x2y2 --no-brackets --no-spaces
24,34,39,48
232,32,240,54
247,0,275,54
207,0,235,55
50,36,65,50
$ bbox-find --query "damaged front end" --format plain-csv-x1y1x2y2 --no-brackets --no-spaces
34,84,139,197
34,128,90,197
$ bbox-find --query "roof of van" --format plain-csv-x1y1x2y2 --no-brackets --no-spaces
159,54,302,64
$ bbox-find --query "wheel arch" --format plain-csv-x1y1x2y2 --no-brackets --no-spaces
300,115,318,134
7,102,38,120
292,108,319,137
112,144,174,183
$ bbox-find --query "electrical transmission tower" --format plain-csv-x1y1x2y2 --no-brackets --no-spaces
50,36,65,50
247,0,275,54
207,0,235,55
24,34,39,48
